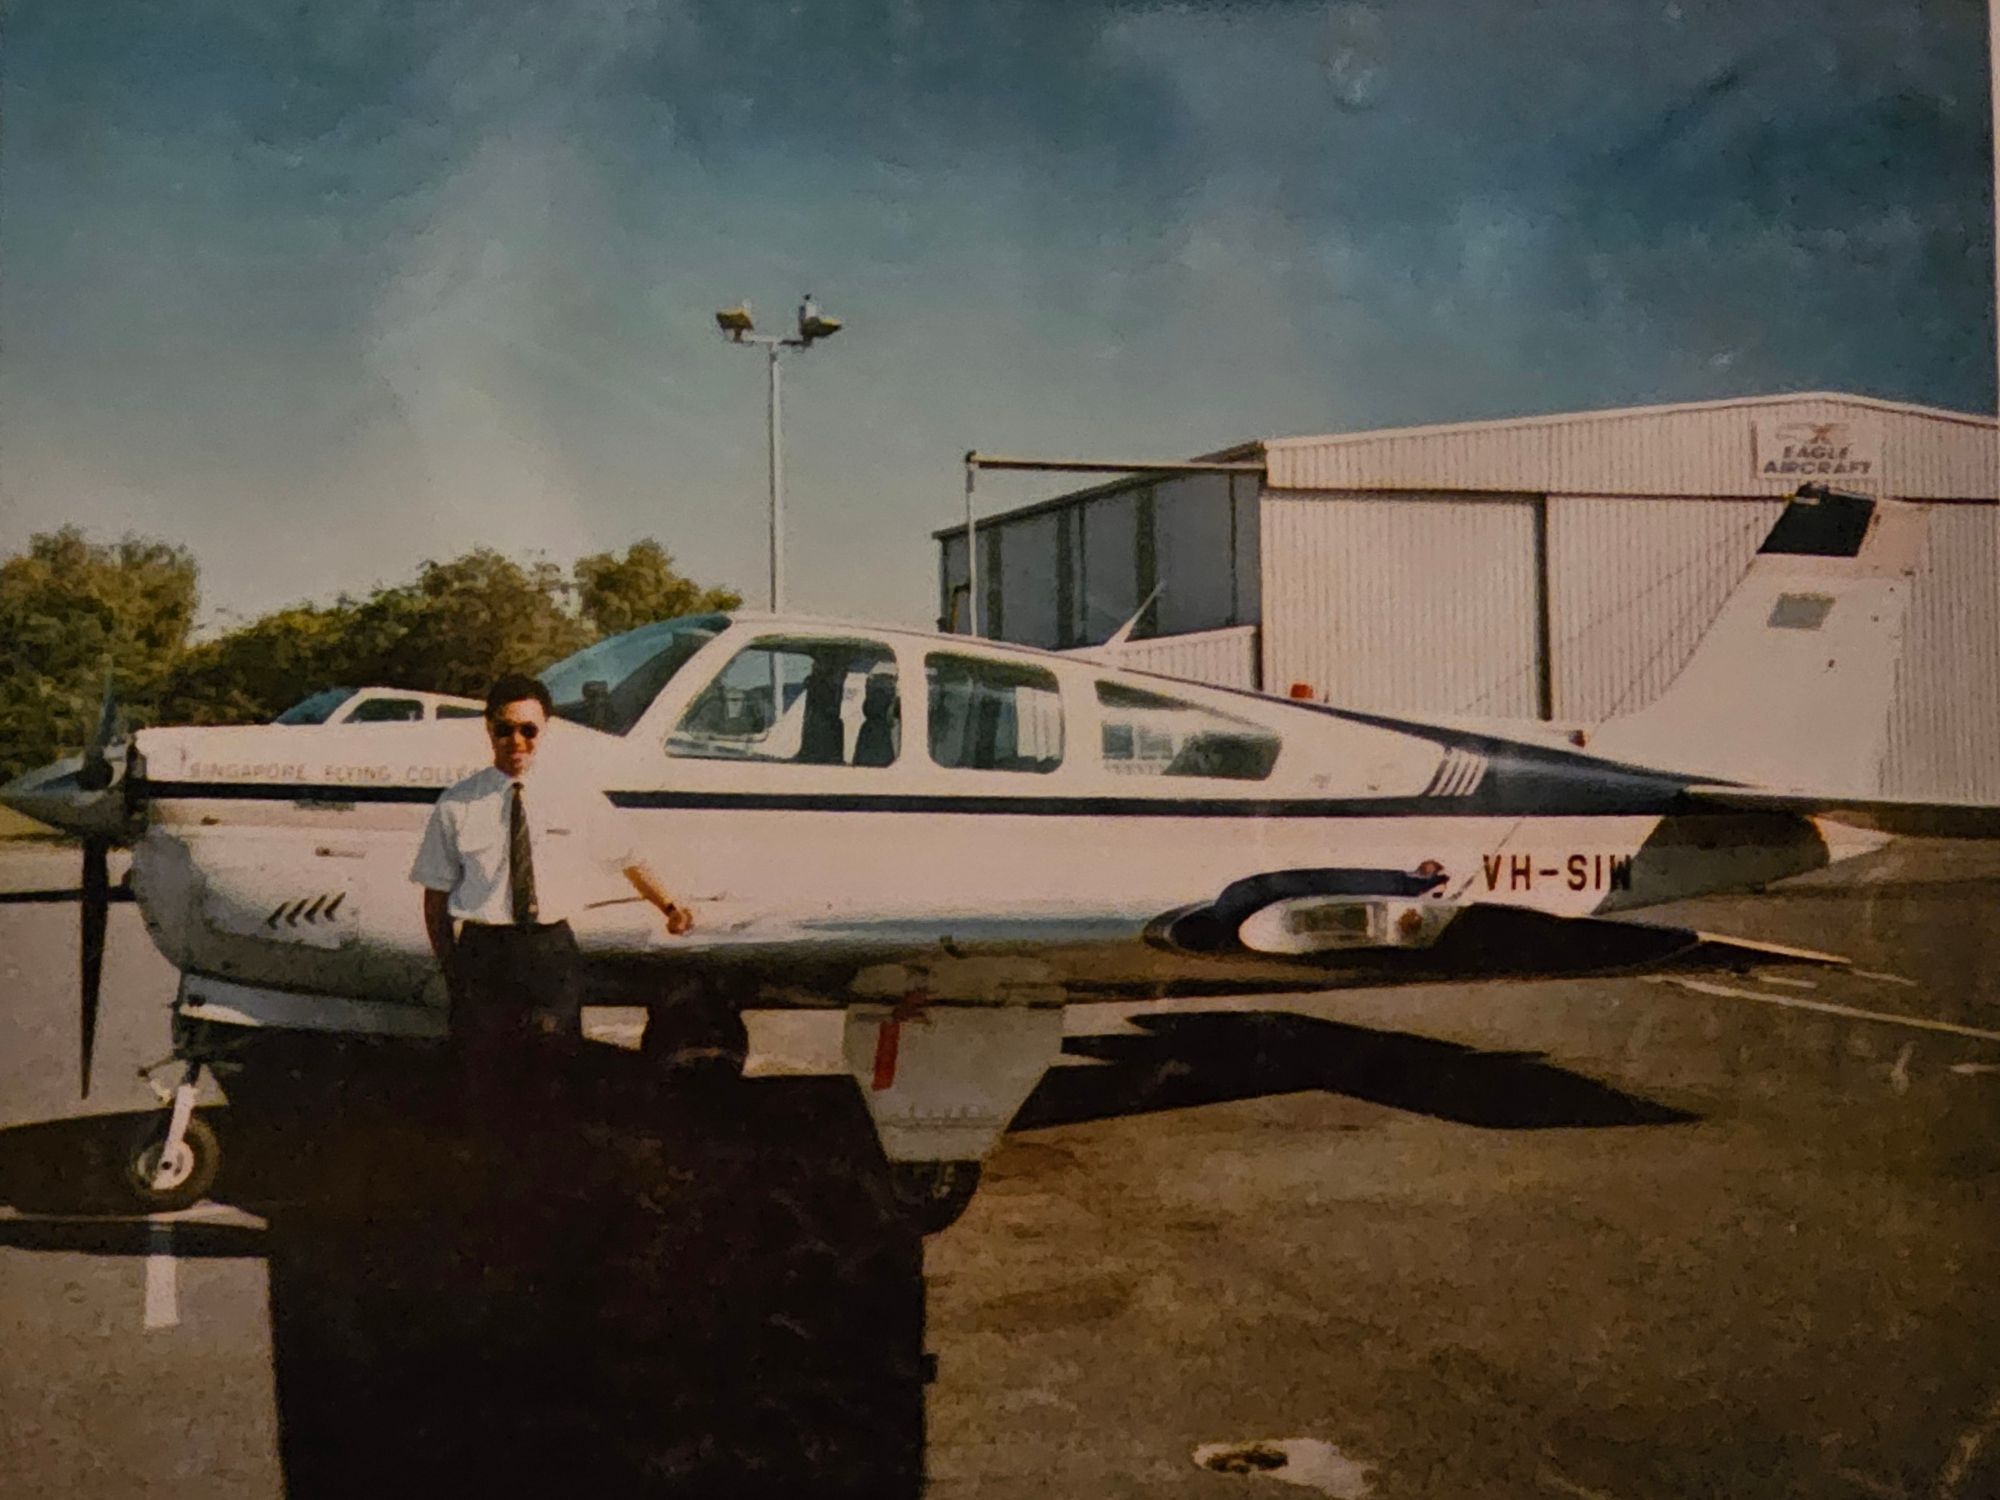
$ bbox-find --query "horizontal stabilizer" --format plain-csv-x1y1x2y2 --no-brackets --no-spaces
1684,785,2000,840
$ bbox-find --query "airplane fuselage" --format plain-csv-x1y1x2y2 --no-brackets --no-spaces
99,615,1875,1031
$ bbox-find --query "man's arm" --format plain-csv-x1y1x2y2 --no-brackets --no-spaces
422,887,458,971
624,863,694,936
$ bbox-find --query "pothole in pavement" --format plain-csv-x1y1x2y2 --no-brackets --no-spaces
1194,1438,1373,1497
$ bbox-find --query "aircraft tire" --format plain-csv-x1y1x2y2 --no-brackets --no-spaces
888,1159,982,1235
122,1113,221,1214
643,989,750,1079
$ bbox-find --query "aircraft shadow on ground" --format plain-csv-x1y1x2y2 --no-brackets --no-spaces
0,1066,928,1500
1016,1010,1696,1131
0,1011,1682,1498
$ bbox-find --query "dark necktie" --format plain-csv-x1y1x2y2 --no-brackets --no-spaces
508,781,538,925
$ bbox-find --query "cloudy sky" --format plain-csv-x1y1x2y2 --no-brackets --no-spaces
0,0,1990,631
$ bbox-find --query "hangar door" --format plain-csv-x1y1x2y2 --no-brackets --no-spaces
1260,493,1542,718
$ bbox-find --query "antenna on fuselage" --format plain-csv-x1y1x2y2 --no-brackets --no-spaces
1101,584,1163,650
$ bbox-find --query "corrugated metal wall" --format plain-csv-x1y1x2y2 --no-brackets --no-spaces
996,511,1060,649
1261,493,1541,716
1546,496,1785,721
1265,395,1996,500
1883,505,2000,800
1101,624,1261,690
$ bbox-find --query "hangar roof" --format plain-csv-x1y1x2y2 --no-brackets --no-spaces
946,394,1996,539
1259,391,1995,499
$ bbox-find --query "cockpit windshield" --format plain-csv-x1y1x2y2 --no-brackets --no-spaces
539,614,730,735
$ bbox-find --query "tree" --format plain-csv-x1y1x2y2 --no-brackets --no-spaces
158,603,358,727
575,541,741,638
369,551,594,696
161,551,596,723
6,532,743,765
0,528,199,780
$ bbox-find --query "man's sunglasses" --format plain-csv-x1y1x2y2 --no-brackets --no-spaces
488,721,541,741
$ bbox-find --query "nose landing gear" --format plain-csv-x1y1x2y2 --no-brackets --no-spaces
123,1053,222,1213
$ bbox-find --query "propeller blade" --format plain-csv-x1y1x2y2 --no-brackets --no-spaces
78,674,119,792
80,837,109,1098
0,885,134,905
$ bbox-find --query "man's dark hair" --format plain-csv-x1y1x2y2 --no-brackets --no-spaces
485,674,554,718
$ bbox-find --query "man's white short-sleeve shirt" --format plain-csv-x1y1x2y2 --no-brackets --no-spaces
410,764,636,924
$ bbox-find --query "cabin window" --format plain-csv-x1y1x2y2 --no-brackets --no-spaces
345,696,425,723
668,638,900,767
926,654,1064,773
437,704,484,720
1095,681,1280,781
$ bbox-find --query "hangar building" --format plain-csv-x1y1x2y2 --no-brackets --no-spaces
936,393,2000,800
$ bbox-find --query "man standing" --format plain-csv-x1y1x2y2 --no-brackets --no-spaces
411,673,693,1103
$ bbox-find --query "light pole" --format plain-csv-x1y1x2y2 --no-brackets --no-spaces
714,296,843,611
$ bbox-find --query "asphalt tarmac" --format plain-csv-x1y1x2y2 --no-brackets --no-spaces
1,839,1998,1498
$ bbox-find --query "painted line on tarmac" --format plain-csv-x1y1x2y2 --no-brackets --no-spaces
1854,968,1920,989
143,1222,177,1331
1651,978,2000,1044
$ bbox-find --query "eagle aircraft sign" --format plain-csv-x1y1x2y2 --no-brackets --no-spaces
1753,419,1880,482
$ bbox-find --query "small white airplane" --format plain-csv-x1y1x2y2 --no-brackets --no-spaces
272,686,484,725
5,483,1996,1227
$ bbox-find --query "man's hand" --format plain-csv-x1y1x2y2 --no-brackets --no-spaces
625,863,693,937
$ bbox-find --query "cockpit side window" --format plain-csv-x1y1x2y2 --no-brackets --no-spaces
668,638,900,767
925,654,1064,773
1095,681,1280,781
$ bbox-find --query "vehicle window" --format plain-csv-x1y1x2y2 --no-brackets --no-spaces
436,704,483,720
668,638,900,767
344,697,425,724
539,613,731,735
274,688,356,726
926,654,1063,773
1096,681,1280,781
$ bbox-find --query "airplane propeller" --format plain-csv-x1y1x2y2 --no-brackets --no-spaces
75,677,121,1096
0,677,135,1096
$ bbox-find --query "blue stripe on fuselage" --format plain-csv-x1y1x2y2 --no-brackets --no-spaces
142,760,1696,819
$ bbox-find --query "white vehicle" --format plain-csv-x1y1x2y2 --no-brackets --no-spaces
6,485,1996,1225
273,686,484,725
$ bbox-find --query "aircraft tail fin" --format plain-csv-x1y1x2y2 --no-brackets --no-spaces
1586,485,1926,795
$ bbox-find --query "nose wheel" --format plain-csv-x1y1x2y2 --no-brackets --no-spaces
122,1056,221,1213
123,1112,220,1213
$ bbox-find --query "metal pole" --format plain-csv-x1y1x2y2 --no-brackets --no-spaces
1991,0,1999,485
960,446,976,636
768,343,784,612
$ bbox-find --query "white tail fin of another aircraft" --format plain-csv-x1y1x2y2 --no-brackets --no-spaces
1588,486,1928,795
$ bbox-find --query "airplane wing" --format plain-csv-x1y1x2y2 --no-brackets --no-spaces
1683,785,2000,840
581,886,1849,1008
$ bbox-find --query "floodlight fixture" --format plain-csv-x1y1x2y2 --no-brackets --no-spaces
714,293,848,610
797,295,842,344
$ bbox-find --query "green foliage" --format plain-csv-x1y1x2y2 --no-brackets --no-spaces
576,540,741,637
0,528,199,779
1,530,739,775
164,543,740,728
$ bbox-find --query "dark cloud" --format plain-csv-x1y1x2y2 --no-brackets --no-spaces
0,0,1989,623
